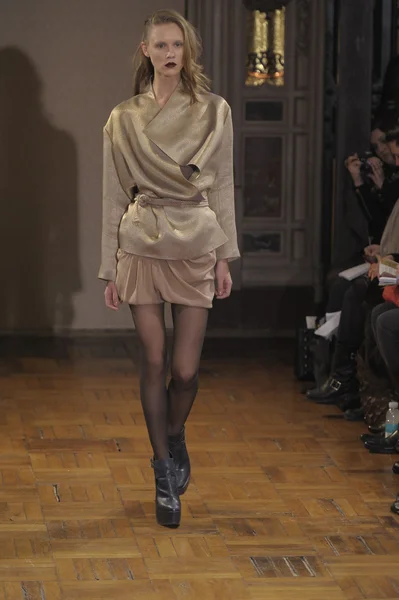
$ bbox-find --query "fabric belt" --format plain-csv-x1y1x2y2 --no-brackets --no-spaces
132,193,209,240
134,192,208,208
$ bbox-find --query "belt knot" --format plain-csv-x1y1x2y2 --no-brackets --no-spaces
135,193,151,207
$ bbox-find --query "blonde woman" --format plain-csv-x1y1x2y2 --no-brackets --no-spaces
99,9,239,527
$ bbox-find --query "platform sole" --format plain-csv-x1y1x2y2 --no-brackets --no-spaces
156,507,181,528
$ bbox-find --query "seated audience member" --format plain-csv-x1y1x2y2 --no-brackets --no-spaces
323,113,399,330
311,117,399,386
361,298,399,455
307,127,399,414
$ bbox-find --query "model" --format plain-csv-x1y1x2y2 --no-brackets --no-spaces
98,9,240,527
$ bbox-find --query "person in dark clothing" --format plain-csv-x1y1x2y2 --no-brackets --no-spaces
360,302,399,455
325,121,399,317
308,128,399,414
371,302,399,389
370,302,399,514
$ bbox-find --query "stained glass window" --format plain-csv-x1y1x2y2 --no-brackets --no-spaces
245,7,285,87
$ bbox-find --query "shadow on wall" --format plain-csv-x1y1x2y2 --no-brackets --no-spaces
0,47,81,331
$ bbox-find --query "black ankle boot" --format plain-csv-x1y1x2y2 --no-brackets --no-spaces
306,374,360,406
151,457,181,528
343,405,365,421
168,427,190,495
306,348,359,407
391,494,399,515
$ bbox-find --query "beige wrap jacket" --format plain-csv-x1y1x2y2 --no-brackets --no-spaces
98,81,240,282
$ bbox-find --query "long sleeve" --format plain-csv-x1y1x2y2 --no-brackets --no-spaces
355,177,399,243
98,129,132,281
208,108,240,261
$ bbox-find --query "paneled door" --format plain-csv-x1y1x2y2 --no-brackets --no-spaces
187,0,326,300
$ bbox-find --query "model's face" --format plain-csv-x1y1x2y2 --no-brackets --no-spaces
388,139,399,167
141,23,184,78
371,128,395,165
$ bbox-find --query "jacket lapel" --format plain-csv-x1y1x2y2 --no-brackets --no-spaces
143,82,219,171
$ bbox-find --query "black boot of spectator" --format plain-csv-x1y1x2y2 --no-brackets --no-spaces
391,495,399,515
306,345,360,408
344,405,365,421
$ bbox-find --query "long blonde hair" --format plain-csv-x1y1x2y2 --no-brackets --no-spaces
132,9,210,103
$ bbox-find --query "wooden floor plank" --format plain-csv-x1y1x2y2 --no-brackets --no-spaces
1,336,399,598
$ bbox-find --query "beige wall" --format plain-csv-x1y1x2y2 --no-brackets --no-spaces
0,0,185,331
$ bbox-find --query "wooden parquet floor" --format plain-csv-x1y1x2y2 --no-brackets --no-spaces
0,335,399,599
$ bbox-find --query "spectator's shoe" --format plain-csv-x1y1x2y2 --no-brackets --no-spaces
393,462,399,475
368,423,385,435
344,406,365,421
364,430,399,453
391,495,399,515
365,429,399,446
306,349,359,407
360,431,384,443
168,427,190,496
368,445,398,454
306,375,359,406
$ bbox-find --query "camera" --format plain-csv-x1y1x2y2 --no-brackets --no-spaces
358,151,374,180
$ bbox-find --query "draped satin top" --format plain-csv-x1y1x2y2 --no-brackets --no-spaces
98,81,240,282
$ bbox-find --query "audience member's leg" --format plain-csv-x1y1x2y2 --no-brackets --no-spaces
371,302,397,340
326,276,353,313
309,276,353,390
355,302,399,428
334,276,375,353
307,276,381,408
376,308,399,512
375,310,399,514
375,307,399,387
364,307,399,462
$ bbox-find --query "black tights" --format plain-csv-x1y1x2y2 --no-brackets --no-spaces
130,303,208,460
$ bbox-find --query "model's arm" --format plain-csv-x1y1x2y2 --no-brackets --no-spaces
98,128,131,282
208,107,240,262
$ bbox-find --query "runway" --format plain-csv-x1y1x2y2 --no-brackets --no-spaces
0,335,398,599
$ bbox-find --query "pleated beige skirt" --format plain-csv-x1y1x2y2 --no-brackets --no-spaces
115,249,216,308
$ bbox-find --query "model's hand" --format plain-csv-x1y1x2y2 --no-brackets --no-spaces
215,259,232,300
104,281,120,310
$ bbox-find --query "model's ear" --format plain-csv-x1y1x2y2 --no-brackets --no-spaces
141,42,150,58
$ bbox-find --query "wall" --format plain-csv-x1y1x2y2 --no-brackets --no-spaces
0,0,184,331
